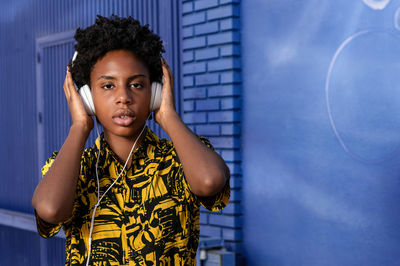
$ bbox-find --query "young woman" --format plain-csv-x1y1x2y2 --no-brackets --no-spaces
32,15,230,265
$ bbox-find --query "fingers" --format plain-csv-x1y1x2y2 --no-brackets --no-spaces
161,58,169,84
66,68,75,97
63,68,70,99
64,67,76,100
161,58,174,89
64,67,83,112
63,66,93,127
64,67,79,101
154,59,177,127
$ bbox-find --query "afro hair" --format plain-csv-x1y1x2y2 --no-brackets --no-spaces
70,15,165,88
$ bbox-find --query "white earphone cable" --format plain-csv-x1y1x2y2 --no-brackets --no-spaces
85,114,151,266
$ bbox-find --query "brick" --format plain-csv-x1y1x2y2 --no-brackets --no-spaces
208,31,240,46
209,214,242,228
220,97,241,110
208,58,241,72
183,37,206,50
228,164,242,176
200,206,217,214
208,136,239,148
196,124,220,136
230,174,242,180
194,21,219,35
220,18,240,31
208,85,241,97
223,228,243,241
230,189,242,202
221,124,241,135
220,44,241,56
183,76,194,87
196,98,219,111
182,12,206,26
222,203,242,215
195,73,219,86
220,0,240,3
183,62,206,74
183,112,207,124
200,225,222,238
183,51,194,63
183,26,194,38
195,47,219,60
194,0,219,11
182,2,193,14
216,149,223,157
184,100,194,112
220,71,241,84
224,242,244,255
220,149,231,160
183,87,206,99
207,5,240,21
208,111,240,123
230,177,242,190
221,150,241,162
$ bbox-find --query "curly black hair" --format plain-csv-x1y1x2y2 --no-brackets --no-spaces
70,15,165,87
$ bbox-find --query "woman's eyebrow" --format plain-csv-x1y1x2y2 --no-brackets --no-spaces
97,75,116,80
97,74,147,81
127,74,147,81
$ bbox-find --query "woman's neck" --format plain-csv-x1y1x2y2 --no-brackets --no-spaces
103,128,147,166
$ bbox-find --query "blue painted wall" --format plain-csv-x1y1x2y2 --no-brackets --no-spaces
242,0,400,265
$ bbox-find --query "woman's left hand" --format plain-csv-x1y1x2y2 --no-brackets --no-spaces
154,58,179,128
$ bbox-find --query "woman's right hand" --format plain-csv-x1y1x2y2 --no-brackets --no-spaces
64,67,94,133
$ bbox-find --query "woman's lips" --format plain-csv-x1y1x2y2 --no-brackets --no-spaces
112,115,136,126
112,109,136,126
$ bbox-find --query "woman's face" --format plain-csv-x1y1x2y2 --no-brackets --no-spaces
90,49,151,141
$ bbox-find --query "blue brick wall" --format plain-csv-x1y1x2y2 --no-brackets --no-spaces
181,0,242,255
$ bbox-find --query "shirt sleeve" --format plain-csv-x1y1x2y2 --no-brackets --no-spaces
35,151,63,238
179,136,230,212
34,148,93,238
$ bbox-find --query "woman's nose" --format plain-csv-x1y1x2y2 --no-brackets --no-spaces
116,87,132,104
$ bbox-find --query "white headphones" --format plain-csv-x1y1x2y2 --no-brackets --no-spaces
71,51,162,116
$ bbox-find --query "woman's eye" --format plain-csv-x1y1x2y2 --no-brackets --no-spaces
102,84,114,90
130,83,143,89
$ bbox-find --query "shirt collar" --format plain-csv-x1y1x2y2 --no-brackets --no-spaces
94,127,160,164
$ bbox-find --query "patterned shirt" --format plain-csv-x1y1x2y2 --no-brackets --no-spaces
35,127,230,265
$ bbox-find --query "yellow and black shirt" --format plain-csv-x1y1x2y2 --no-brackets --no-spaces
35,127,230,265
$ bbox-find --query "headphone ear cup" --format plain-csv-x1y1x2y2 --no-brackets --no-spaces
150,82,162,112
79,84,96,116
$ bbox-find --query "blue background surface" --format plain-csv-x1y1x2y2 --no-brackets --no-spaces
3,0,400,264
242,0,400,265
